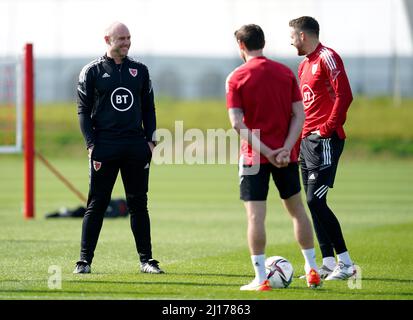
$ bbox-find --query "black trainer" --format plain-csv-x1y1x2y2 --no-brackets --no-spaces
73,260,91,274
140,259,164,274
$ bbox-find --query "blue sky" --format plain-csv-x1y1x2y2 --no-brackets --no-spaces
1,0,411,57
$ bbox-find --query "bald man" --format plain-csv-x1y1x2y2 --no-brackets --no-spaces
74,22,164,274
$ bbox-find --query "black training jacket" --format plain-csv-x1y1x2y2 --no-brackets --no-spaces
77,54,156,149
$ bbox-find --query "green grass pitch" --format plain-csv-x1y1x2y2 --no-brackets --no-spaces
0,156,412,300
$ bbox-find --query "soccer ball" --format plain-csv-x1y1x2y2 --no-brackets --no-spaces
265,256,294,288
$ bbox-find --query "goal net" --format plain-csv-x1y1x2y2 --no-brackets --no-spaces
0,59,23,153
2,44,81,219
1,44,35,219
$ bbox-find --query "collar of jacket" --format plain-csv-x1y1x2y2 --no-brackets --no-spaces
103,54,127,64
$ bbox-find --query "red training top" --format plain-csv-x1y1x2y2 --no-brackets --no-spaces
226,56,302,164
298,43,353,139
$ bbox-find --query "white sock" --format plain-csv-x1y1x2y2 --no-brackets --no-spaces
251,254,267,283
337,251,353,266
323,256,337,270
301,248,318,274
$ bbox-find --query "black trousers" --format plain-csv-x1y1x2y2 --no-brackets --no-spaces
300,133,348,258
80,140,153,264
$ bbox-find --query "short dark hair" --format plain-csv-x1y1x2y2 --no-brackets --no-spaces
289,16,319,37
234,24,265,51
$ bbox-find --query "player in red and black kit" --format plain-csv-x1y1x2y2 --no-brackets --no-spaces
289,16,356,280
226,24,321,291
73,22,164,274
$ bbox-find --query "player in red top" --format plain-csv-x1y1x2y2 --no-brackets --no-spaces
226,24,321,291
289,16,356,280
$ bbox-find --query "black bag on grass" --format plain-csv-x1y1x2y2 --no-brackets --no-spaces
45,198,128,218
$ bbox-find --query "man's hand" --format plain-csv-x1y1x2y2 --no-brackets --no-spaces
311,130,321,136
148,142,155,153
88,146,94,159
265,147,290,168
275,148,290,167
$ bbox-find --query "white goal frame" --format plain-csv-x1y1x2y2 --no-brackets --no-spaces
0,59,23,153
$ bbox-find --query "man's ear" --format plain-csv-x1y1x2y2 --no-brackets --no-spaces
104,36,111,45
238,40,246,50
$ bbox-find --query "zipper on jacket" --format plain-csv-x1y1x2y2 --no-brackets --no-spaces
118,63,123,84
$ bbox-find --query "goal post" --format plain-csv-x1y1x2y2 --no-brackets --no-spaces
0,44,35,218
2,44,87,219
24,43,35,219
2,44,89,219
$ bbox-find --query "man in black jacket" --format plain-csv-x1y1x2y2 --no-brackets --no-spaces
74,22,164,274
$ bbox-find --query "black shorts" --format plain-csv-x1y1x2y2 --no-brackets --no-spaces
239,162,301,201
300,133,345,188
